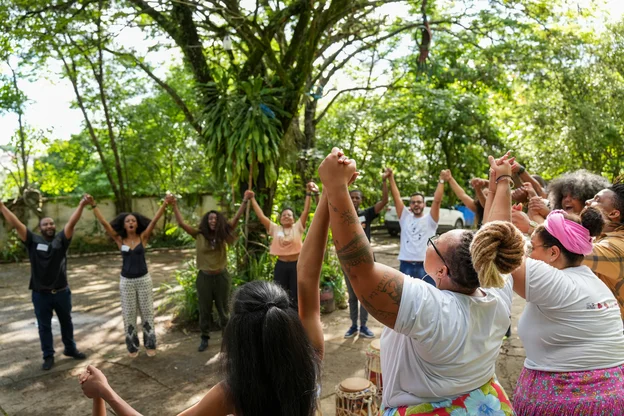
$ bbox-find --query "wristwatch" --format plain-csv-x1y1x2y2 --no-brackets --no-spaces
439,179,445,184
529,220,538,230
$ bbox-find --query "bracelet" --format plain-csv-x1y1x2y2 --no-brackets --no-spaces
314,192,320,196
517,165,526,175
91,205,97,209
495,175,514,187
306,192,313,196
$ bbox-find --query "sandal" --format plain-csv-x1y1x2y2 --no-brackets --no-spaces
146,349,157,357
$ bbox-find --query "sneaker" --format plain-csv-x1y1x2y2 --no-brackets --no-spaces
360,326,375,338
198,337,209,352
344,326,359,338
63,350,87,360
42,356,54,371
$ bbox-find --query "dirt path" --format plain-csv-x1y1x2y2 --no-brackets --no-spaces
0,232,526,415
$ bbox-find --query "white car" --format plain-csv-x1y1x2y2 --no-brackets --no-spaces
385,197,465,236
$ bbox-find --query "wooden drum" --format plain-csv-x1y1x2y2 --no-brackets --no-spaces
335,377,378,416
364,339,383,404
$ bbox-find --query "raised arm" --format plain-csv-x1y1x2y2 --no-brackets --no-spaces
141,196,171,244
64,195,90,239
514,164,547,198
299,182,317,228
228,195,249,229
320,149,404,328
297,191,329,359
373,170,390,214
442,170,477,212
0,200,27,241
171,199,199,237
471,178,488,207
247,190,272,232
429,173,445,223
483,154,514,224
387,168,405,219
91,199,121,245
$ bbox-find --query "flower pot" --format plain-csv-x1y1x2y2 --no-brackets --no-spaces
320,285,336,314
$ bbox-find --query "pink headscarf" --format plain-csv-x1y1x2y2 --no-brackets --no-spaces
543,210,593,255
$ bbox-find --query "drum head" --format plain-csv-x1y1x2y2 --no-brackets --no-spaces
371,339,381,351
339,377,371,393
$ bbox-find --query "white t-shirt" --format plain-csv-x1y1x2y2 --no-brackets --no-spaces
381,274,513,408
398,211,438,261
518,258,624,372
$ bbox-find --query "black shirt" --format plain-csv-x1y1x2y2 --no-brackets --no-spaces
358,206,379,242
24,229,71,291
121,242,149,278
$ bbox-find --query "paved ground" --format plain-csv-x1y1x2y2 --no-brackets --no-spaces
0,231,526,415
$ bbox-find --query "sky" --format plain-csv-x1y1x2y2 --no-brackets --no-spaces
0,0,623,147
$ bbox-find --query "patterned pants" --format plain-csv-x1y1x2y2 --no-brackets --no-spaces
120,274,156,353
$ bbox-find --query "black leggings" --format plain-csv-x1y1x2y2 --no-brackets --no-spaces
274,259,298,308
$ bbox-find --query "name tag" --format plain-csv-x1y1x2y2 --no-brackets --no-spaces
358,215,366,224
36,243,49,252
121,245,130,252
277,231,285,238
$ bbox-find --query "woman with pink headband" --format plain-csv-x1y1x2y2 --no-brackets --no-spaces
509,208,624,414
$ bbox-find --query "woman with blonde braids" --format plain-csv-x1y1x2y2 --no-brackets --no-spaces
318,148,524,415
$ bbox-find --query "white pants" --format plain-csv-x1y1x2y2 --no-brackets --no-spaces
120,274,156,352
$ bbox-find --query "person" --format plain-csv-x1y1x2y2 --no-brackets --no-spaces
79,280,321,416
247,182,317,308
0,196,90,370
440,169,484,229
171,195,249,352
387,167,444,285
90,195,172,357
343,170,390,339
509,207,624,414
528,169,609,224
318,148,524,414
583,177,624,321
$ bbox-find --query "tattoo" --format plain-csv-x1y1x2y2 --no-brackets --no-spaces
328,200,338,213
336,233,374,273
374,271,403,304
340,209,358,225
360,296,398,322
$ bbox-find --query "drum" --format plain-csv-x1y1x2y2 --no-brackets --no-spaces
335,377,378,416
364,339,382,405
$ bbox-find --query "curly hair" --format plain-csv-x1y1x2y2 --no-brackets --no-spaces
533,207,604,266
608,176,624,222
221,281,320,416
198,210,236,246
548,170,609,211
444,222,525,292
109,212,152,239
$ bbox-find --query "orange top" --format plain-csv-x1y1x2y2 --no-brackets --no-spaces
269,221,304,256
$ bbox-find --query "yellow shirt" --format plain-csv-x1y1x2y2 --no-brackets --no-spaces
583,226,624,319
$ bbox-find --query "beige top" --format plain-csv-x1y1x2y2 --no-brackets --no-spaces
269,221,304,256
196,233,227,272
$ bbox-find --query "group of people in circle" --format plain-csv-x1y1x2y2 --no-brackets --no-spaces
2,146,624,415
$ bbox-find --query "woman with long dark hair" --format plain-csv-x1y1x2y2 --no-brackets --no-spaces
247,182,317,308
171,196,248,352
90,195,172,357
79,279,321,416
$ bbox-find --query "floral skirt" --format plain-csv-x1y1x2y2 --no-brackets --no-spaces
381,378,513,416
512,364,624,416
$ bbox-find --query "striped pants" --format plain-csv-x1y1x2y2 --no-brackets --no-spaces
120,274,156,352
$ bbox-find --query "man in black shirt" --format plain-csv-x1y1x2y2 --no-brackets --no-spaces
343,170,390,338
0,196,91,370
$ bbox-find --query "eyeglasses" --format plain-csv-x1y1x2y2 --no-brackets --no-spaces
427,236,451,276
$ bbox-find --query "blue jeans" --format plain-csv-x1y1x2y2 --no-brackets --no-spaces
32,289,77,359
399,261,435,286
343,271,368,327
